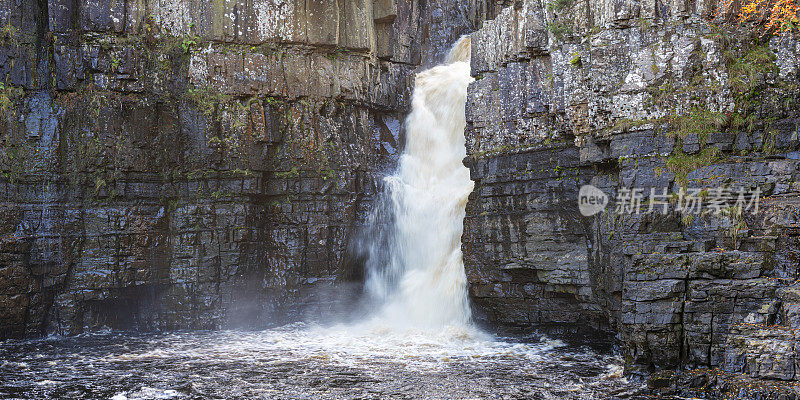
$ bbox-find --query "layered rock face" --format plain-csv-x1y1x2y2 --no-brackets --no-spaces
0,0,510,338
464,0,800,389
3,0,800,394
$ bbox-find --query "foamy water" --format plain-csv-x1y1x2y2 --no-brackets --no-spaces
365,36,476,329
0,326,643,399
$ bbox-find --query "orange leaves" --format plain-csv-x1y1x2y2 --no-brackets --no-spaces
764,0,800,33
730,0,800,35
740,0,770,22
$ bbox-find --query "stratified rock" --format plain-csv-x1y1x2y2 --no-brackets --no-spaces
464,0,800,385
0,0,506,337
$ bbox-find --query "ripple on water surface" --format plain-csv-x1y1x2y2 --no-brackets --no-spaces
0,323,646,399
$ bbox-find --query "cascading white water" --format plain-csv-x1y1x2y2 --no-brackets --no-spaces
364,36,476,329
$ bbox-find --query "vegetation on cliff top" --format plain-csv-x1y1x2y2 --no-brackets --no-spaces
662,34,785,187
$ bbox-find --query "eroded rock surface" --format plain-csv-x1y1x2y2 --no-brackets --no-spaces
0,0,505,337
463,0,800,390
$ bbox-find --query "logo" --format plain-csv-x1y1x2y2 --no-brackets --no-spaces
578,185,608,216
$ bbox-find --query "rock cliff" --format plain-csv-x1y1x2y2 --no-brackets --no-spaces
463,0,800,394
0,0,507,337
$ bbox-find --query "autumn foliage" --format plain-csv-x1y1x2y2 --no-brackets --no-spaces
717,0,800,35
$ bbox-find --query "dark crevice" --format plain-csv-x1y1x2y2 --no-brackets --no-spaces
35,0,50,90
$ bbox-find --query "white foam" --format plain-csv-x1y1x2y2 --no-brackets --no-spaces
364,36,476,331
110,387,182,400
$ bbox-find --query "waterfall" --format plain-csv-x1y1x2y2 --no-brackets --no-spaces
364,37,475,329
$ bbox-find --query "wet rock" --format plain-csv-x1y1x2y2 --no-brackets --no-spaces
464,0,800,388
0,0,506,337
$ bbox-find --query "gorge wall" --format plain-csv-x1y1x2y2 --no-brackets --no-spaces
462,0,800,394
0,0,511,338
2,0,800,396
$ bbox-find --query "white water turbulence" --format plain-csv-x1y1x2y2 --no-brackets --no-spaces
364,36,475,329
